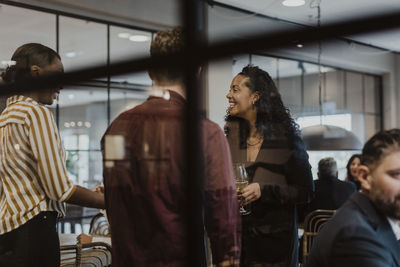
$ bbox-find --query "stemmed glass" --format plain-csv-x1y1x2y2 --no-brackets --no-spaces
233,163,251,215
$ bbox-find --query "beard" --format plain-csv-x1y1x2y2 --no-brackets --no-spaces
369,181,400,220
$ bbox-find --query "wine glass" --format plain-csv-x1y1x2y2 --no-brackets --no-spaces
233,163,251,215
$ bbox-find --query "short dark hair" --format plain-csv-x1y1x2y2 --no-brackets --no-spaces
150,27,185,83
1,43,60,83
318,157,338,178
361,129,400,171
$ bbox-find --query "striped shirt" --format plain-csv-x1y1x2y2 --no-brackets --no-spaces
0,95,76,234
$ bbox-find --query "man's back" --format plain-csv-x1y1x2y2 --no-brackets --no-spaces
308,177,356,212
103,91,240,266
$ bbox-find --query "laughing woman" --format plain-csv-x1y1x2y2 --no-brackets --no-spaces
225,65,314,267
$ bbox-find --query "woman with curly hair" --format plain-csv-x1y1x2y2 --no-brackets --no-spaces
345,154,362,190
225,65,314,267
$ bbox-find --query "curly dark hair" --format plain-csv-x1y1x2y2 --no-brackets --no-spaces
345,154,361,183
1,43,60,84
150,27,185,83
361,129,400,171
225,64,300,147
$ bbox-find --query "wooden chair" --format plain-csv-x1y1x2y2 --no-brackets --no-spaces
302,209,336,264
60,242,111,267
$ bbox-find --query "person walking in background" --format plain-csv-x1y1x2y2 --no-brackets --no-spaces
306,157,356,213
345,154,362,190
102,27,241,266
225,65,314,267
0,43,105,267
306,129,400,267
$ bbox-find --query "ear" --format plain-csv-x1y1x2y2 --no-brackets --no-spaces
358,165,372,191
252,91,260,103
30,65,41,77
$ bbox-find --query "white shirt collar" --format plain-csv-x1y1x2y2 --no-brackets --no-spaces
387,217,400,240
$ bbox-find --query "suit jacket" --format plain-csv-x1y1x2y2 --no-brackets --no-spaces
306,192,400,267
307,176,356,212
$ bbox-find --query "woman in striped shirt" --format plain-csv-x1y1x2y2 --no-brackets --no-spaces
0,43,105,267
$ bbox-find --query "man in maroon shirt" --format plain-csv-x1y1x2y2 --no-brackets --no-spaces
102,27,241,266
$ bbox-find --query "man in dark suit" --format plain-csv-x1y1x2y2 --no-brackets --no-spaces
306,129,400,267
307,157,356,213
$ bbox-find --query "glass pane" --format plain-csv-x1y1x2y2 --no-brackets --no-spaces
59,86,108,150
278,59,302,107
364,75,379,114
65,151,103,188
59,16,107,71
365,115,379,141
232,54,250,76
110,26,152,85
0,4,56,67
251,55,278,80
346,72,363,112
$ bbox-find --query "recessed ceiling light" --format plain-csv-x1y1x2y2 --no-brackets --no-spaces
65,51,77,58
118,33,131,39
297,44,303,48
282,0,305,7
129,35,150,42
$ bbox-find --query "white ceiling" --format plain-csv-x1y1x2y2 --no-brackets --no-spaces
214,0,400,52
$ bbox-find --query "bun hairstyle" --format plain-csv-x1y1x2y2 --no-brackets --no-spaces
361,129,400,171
1,43,60,84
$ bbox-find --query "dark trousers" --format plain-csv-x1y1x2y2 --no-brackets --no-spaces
0,211,60,267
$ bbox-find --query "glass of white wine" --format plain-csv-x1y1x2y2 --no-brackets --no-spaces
234,163,251,215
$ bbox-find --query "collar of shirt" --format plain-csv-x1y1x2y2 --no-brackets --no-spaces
387,217,400,240
148,90,186,106
6,95,38,106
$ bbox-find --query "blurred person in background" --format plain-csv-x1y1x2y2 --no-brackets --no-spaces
306,157,356,213
345,154,362,190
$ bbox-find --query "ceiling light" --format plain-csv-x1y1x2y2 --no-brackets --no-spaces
70,121,76,127
1,60,16,66
64,122,70,128
77,121,83,127
65,52,77,58
282,0,305,7
297,44,303,48
129,35,150,42
118,33,131,39
85,122,91,128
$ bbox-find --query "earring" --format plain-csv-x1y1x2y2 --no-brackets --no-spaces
252,101,255,105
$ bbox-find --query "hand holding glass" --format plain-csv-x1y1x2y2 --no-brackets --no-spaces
234,163,251,215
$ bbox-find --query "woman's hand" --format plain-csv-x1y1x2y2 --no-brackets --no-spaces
77,233,93,244
241,182,261,205
93,185,104,194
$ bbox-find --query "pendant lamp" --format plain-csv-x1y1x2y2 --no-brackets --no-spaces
300,0,362,151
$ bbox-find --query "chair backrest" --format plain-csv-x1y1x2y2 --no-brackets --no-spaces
60,242,112,267
89,213,110,236
302,209,336,264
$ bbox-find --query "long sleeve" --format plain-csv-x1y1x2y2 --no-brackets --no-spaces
203,123,241,266
257,136,314,205
27,105,76,202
